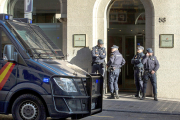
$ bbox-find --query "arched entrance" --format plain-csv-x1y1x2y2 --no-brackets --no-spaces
93,0,154,95
107,0,145,92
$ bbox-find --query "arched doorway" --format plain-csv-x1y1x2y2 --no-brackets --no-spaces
107,0,145,92
93,0,154,95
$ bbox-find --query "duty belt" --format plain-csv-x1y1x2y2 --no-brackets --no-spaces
94,62,101,64
134,67,144,70
108,67,119,72
145,70,151,73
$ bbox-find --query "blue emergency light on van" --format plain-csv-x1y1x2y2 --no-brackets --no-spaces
0,14,13,21
43,78,50,83
96,79,99,83
5,15,9,20
0,14,103,120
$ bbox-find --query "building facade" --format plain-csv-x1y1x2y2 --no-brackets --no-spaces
0,0,180,98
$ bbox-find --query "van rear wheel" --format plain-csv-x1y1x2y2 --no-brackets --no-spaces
12,94,46,120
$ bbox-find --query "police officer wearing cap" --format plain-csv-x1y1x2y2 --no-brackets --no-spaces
92,39,106,94
107,45,126,99
141,48,160,101
91,39,106,75
131,46,145,98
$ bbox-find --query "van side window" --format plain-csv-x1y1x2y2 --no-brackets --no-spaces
0,29,13,60
0,28,26,65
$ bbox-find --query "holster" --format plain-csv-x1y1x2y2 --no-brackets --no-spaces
91,62,94,66
138,67,144,78
107,67,114,72
101,61,106,68
141,68,144,76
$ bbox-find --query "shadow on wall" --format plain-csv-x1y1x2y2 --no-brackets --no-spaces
70,47,92,73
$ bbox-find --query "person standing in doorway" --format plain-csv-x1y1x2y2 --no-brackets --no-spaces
141,48,160,101
91,39,106,93
107,45,126,99
131,46,145,98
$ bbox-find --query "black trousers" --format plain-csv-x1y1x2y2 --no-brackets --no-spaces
143,72,157,95
134,68,144,93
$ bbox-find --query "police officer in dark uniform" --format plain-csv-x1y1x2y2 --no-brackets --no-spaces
107,45,126,99
141,48,160,101
91,39,106,76
92,39,106,95
131,46,145,98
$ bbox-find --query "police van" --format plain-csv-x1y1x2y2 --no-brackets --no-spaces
0,14,103,120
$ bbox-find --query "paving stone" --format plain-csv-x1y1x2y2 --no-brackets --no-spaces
103,93,180,115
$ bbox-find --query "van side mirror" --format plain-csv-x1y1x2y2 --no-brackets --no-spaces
3,44,18,62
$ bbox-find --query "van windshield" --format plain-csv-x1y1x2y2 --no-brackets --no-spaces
6,20,63,59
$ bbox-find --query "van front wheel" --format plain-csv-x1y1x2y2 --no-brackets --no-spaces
12,94,46,120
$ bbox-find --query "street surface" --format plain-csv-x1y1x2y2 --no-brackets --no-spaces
0,111,180,120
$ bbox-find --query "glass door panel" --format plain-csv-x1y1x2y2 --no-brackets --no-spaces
123,36,136,90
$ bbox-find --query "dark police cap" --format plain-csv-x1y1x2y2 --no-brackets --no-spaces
111,45,119,49
146,48,153,53
137,43,141,46
137,46,144,50
98,39,104,44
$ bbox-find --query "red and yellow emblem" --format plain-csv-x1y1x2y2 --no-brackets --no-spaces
0,62,15,90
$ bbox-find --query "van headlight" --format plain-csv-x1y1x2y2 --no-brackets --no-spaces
53,77,77,92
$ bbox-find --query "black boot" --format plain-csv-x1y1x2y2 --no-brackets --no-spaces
135,91,139,97
108,93,114,99
140,93,145,100
115,90,119,99
154,94,158,101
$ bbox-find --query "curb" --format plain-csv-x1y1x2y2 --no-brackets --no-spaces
102,109,180,115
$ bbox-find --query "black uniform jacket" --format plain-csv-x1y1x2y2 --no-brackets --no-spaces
142,55,160,72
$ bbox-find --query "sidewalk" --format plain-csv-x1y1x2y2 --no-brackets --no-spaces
102,93,180,115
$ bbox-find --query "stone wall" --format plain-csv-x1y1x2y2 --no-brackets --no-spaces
152,0,180,98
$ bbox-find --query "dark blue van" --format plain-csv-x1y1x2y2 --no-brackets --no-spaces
0,14,103,120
